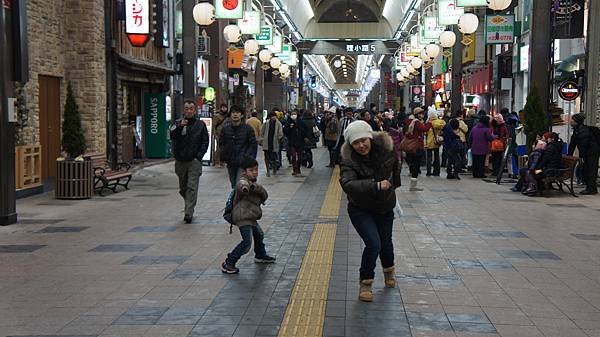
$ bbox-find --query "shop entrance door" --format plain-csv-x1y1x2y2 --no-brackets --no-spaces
39,75,61,180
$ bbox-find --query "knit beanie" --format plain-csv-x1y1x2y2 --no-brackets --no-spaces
572,113,585,125
344,120,373,145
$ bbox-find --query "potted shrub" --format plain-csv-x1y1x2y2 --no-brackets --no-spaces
523,86,548,152
55,83,93,199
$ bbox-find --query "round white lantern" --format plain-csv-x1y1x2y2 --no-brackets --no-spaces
458,13,479,34
487,0,511,11
396,73,404,82
279,63,290,74
223,24,242,43
410,57,423,69
406,64,416,74
401,68,410,78
439,31,457,48
270,57,282,69
244,39,260,55
425,44,441,59
334,59,342,68
193,3,216,26
259,49,273,63
420,49,430,61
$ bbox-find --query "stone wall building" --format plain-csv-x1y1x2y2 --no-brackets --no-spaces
18,0,106,180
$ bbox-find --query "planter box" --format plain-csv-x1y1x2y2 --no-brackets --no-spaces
15,145,42,190
55,159,93,199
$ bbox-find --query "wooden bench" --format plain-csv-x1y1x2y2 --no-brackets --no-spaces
541,156,580,197
87,153,132,196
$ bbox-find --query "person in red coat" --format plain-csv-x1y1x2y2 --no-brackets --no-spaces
491,114,509,176
403,107,432,191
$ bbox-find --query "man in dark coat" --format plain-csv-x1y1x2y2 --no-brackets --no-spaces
170,100,210,223
569,113,600,195
219,105,258,188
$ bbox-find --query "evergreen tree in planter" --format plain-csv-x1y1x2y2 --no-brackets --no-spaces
523,86,548,152
61,83,86,158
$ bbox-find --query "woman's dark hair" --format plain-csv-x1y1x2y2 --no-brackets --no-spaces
240,157,259,169
267,111,276,118
478,109,487,117
479,116,490,126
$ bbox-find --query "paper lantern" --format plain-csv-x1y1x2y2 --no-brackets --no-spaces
425,44,441,59
410,57,423,69
439,31,457,48
244,39,260,55
420,49,430,61
259,49,273,63
279,63,290,74
270,57,282,69
458,13,479,34
396,73,404,82
487,0,511,11
401,68,410,78
193,3,216,26
223,24,242,43
406,64,416,74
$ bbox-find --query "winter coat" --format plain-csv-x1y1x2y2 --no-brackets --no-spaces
403,118,432,150
569,124,600,157
219,121,258,166
491,121,509,145
301,115,319,149
340,132,402,214
443,124,463,151
170,117,210,162
528,149,544,172
324,117,339,142
388,127,403,161
232,175,268,227
213,112,227,138
539,140,564,173
246,117,262,141
469,122,496,155
456,119,469,143
259,119,284,152
284,118,308,148
426,118,446,149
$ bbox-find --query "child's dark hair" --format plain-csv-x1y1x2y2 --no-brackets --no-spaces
240,157,259,170
450,118,460,130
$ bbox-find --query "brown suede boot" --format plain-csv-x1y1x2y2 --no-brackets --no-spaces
359,279,374,302
383,267,396,288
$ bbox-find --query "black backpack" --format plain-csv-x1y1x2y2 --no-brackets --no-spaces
589,126,600,146
223,189,237,234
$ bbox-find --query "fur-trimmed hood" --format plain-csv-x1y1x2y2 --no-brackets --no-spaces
341,131,394,161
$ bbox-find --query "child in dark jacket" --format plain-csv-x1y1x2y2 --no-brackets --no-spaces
443,119,465,180
222,157,276,274
512,140,546,195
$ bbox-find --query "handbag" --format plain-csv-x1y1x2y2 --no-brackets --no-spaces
400,136,420,154
491,139,505,152
312,125,321,138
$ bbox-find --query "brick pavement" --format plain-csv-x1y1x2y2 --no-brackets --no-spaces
1,148,600,337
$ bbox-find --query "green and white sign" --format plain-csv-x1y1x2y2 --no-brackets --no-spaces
276,44,292,61
144,92,169,158
437,0,465,25
456,0,487,6
267,34,283,53
286,51,298,66
485,14,515,44
256,26,273,45
214,0,244,19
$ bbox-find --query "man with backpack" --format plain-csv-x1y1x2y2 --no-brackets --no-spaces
170,100,210,223
569,113,600,195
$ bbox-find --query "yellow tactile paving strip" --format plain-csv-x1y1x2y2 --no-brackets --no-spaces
277,168,342,337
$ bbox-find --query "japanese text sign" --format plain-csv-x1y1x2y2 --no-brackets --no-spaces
345,44,376,54
238,11,261,35
256,26,273,45
456,0,487,6
125,0,150,34
437,0,465,25
486,15,515,44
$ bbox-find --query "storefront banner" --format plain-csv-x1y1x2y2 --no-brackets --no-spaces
553,0,584,39
238,10,261,35
256,26,273,45
456,0,487,6
410,85,425,108
285,51,298,66
267,34,283,54
485,14,515,44
197,58,209,88
200,117,213,162
437,0,464,26
144,92,169,158
214,0,244,19
520,44,529,71
422,16,445,40
125,0,150,34
395,52,410,69
276,44,292,60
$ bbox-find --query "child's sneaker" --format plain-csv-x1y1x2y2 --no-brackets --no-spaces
254,255,276,263
221,262,239,274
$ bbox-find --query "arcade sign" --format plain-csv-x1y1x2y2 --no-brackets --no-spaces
215,0,244,19
125,0,150,47
558,80,581,102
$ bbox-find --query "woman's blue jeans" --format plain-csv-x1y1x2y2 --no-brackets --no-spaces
348,204,395,280
226,224,267,266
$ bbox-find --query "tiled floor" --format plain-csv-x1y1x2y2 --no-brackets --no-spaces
2,149,600,337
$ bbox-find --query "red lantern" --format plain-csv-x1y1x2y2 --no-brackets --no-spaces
127,34,150,47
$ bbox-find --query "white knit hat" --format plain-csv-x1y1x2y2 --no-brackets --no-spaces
344,120,373,144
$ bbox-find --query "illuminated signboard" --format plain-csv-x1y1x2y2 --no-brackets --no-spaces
125,0,150,46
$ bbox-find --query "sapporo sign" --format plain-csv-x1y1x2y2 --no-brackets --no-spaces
144,92,169,158
485,14,515,44
558,80,581,102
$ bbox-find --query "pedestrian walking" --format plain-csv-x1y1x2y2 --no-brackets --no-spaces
323,110,339,167
222,157,276,274
246,110,262,141
284,110,308,176
301,110,319,168
569,113,600,195
443,119,464,180
335,107,357,164
170,100,210,224
260,111,284,177
425,111,446,176
491,114,508,176
219,106,258,188
469,116,495,178
212,103,229,167
403,107,432,191
339,121,402,302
